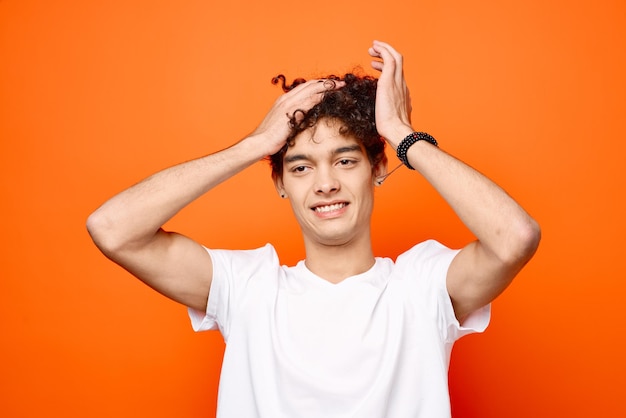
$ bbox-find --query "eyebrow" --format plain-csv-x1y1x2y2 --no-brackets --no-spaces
333,145,362,155
284,145,363,164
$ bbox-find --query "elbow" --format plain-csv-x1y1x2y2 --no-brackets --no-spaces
87,208,156,259
522,217,542,257
86,209,123,257
505,217,541,267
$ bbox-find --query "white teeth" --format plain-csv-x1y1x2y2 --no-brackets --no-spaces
315,203,346,213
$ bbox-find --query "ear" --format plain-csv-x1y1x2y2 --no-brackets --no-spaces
373,157,388,187
272,172,287,198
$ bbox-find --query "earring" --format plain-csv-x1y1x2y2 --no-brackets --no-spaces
280,193,286,198
375,163,403,186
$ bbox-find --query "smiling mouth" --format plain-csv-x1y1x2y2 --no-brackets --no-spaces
313,203,347,213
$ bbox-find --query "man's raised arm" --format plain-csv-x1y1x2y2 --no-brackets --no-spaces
369,40,541,322
86,79,339,312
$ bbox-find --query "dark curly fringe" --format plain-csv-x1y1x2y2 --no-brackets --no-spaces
269,72,386,177
271,74,307,92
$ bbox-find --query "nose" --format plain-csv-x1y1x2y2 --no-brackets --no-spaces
314,168,340,195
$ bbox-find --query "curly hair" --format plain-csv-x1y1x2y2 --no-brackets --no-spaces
268,72,386,177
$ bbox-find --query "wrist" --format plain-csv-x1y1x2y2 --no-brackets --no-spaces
249,131,288,156
382,125,414,150
236,134,277,162
396,132,439,170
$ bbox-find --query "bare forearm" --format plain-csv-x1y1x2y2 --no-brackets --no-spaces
405,139,540,263
86,135,267,253
369,39,539,264
370,41,539,318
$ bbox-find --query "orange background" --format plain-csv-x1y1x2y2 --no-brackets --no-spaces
1,0,624,416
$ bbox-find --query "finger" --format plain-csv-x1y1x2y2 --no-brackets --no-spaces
370,47,397,81
288,78,327,93
299,78,345,92
371,41,404,84
321,78,345,90
368,44,384,72
370,60,384,72
283,78,345,111
284,79,338,106
370,41,395,65
373,40,403,63
368,46,381,58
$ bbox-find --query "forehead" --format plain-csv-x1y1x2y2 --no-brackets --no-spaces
284,120,363,159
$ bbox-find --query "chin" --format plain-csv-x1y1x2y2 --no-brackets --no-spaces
314,231,358,247
319,237,350,247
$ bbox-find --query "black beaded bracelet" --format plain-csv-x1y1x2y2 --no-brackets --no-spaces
396,132,438,170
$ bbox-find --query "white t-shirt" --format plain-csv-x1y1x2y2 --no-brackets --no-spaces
189,240,490,418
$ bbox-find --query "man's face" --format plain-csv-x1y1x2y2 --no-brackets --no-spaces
274,119,384,248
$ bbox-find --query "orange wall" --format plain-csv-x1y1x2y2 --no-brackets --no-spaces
1,0,624,416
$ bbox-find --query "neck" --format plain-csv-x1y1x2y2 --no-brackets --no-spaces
303,235,375,284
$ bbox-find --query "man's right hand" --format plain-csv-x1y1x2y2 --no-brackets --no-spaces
249,78,345,156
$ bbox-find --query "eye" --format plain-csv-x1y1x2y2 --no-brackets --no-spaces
290,165,310,173
337,159,356,167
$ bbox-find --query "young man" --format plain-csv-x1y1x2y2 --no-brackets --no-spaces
87,41,540,417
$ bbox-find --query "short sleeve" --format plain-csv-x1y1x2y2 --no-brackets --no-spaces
396,240,491,343
187,244,280,340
